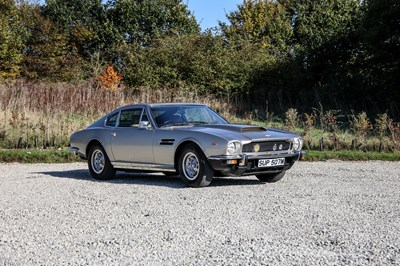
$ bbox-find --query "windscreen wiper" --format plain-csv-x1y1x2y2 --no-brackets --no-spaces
160,122,189,128
188,121,209,125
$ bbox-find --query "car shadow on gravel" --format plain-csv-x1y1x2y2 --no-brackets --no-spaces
36,170,263,188
210,178,263,187
35,170,185,188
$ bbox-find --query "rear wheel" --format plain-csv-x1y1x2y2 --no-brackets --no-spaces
178,144,214,187
256,171,286,183
88,145,115,180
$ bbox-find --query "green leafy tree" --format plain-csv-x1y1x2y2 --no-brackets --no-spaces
0,0,25,80
220,0,292,52
360,0,400,112
119,32,270,99
291,0,361,52
110,0,200,46
266,0,363,112
44,0,118,58
21,5,82,80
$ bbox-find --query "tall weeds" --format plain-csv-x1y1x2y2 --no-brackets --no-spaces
0,80,399,152
0,80,227,148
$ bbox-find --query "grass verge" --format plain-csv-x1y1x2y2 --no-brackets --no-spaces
0,149,82,163
305,150,400,161
0,149,400,164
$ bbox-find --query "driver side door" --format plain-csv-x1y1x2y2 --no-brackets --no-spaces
110,108,154,163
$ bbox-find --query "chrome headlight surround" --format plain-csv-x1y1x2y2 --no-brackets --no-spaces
226,141,242,155
292,138,303,151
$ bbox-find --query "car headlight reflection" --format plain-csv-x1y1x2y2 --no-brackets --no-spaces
292,138,303,151
227,141,242,155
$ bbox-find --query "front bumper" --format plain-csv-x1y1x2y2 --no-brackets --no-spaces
68,147,87,160
208,151,306,176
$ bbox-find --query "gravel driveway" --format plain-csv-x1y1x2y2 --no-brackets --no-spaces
0,161,399,265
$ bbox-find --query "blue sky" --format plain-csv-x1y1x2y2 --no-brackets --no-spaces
186,0,242,30
37,0,242,31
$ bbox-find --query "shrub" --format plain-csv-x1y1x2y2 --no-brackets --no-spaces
284,108,298,131
375,113,388,138
351,112,371,140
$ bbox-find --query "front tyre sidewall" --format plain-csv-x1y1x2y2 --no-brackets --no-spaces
88,145,115,180
256,170,286,183
179,144,214,187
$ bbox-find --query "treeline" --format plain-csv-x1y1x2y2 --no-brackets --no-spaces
0,0,399,118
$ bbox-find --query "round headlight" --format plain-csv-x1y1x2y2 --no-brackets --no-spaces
292,138,303,151
227,141,241,155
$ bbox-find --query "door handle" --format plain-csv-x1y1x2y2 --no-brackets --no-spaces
111,132,117,137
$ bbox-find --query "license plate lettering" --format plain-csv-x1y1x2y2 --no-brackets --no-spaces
258,158,285,167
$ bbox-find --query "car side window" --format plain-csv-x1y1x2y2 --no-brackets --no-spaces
118,108,143,128
105,112,118,127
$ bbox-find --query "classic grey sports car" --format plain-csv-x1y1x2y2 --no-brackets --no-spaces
69,103,305,187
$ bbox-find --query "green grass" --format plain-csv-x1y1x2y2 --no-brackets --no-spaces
0,149,82,163
304,150,400,161
0,148,399,163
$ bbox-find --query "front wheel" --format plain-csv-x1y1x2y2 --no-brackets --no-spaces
256,171,286,183
88,145,116,180
178,144,214,187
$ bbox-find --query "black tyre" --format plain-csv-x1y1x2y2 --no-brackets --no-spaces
256,170,286,183
88,145,116,180
178,144,214,187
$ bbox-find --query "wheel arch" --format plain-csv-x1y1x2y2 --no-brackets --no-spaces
86,139,104,158
174,140,205,170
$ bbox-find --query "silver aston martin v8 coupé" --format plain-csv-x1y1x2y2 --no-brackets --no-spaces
69,103,305,187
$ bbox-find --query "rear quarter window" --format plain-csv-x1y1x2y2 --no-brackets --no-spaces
105,112,118,127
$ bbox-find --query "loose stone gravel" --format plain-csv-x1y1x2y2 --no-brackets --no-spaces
0,161,399,265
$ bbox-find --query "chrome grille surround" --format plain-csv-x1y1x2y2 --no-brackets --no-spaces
242,140,291,153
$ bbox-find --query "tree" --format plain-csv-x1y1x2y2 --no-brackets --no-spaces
44,0,123,62
110,0,200,46
360,0,400,114
279,0,364,112
291,0,361,53
21,4,82,80
220,0,292,53
0,0,25,80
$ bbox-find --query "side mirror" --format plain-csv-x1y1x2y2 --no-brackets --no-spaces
138,121,152,130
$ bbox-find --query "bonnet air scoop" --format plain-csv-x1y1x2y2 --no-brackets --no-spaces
197,124,267,133
240,126,267,132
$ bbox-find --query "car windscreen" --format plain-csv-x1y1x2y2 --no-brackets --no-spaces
151,106,228,128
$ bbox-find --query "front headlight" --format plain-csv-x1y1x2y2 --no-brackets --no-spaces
292,138,303,151
226,141,242,155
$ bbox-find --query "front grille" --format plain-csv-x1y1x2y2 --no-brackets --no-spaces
242,141,290,153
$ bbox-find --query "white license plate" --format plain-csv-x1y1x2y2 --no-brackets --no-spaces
258,158,285,167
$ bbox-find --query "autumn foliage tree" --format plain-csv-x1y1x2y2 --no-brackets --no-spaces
98,65,123,92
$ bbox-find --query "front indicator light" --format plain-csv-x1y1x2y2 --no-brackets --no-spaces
227,159,238,165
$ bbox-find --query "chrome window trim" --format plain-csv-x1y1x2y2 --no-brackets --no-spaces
104,111,120,128
116,107,144,128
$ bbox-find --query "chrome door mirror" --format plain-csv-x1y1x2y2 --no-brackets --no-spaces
138,121,152,130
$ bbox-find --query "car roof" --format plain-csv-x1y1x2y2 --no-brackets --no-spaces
121,103,207,109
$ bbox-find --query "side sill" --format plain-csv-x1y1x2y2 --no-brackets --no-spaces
111,162,176,172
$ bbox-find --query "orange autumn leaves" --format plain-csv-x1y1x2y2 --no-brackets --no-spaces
98,65,123,92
